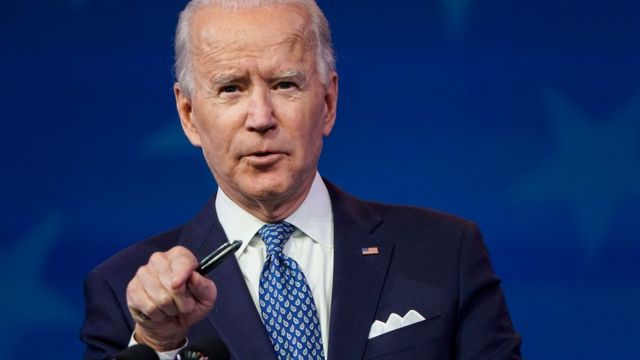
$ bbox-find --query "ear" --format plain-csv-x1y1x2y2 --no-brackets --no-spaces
174,83,202,147
322,72,338,136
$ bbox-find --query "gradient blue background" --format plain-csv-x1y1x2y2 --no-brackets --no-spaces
2,0,639,358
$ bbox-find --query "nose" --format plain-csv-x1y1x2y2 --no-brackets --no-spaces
246,86,277,133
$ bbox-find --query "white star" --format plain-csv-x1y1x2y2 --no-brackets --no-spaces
70,0,92,11
141,122,194,157
0,213,79,354
440,0,475,34
512,89,640,256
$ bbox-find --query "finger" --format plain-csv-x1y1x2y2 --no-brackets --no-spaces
146,286,181,318
127,277,150,322
148,251,176,291
170,273,215,317
133,264,180,320
127,271,164,323
147,248,198,317
132,308,151,322
187,272,217,307
137,266,176,321
167,246,198,289
171,282,196,315
144,257,188,318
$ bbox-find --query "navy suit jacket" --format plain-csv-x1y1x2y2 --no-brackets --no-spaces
81,181,521,359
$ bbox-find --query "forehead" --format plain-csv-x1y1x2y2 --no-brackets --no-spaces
189,4,314,67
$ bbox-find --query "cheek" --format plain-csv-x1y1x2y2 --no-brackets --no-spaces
201,131,234,168
305,102,331,140
290,119,326,162
192,105,236,151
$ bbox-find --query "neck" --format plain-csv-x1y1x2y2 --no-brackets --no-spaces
221,176,315,223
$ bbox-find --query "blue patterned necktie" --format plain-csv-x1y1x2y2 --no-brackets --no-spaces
258,222,325,359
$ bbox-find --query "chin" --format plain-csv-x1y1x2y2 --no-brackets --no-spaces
241,174,292,200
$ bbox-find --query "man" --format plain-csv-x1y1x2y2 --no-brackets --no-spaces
81,0,522,359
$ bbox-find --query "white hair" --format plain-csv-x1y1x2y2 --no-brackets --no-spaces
174,0,336,98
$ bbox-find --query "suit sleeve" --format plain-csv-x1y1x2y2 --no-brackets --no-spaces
80,268,134,360
455,222,522,360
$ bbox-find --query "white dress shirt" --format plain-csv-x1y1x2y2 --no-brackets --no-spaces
216,172,334,357
131,173,334,359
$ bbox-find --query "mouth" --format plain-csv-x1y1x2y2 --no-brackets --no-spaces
250,151,278,157
243,151,285,166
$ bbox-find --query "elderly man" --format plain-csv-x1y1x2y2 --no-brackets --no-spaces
81,0,521,359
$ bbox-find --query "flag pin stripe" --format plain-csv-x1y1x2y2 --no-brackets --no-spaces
361,247,379,255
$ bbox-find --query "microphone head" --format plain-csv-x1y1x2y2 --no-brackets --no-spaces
112,343,159,360
177,335,230,360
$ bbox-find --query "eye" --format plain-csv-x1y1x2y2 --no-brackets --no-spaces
274,81,297,90
220,85,240,93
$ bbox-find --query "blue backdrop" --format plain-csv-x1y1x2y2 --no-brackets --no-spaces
2,0,639,358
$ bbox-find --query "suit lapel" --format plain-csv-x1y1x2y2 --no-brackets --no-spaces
178,197,277,360
325,183,395,360
206,255,278,359
179,183,394,360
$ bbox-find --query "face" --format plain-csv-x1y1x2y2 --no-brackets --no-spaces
175,4,338,219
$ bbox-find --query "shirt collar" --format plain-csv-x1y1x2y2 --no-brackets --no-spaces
215,172,334,256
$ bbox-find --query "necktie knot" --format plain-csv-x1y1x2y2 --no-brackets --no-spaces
258,221,296,256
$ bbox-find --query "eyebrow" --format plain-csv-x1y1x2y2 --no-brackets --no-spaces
209,69,308,87
210,73,243,86
273,70,306,83
274,70,305,79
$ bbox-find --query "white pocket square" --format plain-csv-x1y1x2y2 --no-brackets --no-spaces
368,310,426,339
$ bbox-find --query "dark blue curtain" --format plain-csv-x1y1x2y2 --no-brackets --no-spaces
1,0,638,358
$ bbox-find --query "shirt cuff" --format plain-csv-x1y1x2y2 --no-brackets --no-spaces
128,332,188,360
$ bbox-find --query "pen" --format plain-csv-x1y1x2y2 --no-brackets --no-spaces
196,240,242,275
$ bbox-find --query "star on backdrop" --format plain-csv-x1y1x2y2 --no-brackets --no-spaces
512,89,640,256
440,0,474,34
70,0,91,11
141,122,194,157
0,213,79,352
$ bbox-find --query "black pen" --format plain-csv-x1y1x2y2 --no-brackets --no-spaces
196,240,242,275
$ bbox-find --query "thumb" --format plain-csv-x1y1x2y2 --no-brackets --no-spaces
188,272,217,306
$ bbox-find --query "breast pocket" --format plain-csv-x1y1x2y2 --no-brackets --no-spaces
363,312,453,359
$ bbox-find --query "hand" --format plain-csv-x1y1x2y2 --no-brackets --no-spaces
126,246,217,351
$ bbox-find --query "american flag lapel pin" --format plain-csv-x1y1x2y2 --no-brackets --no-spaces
361,246,379,255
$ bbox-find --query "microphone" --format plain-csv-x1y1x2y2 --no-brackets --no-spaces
112,343,159,360
176,336,230,360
